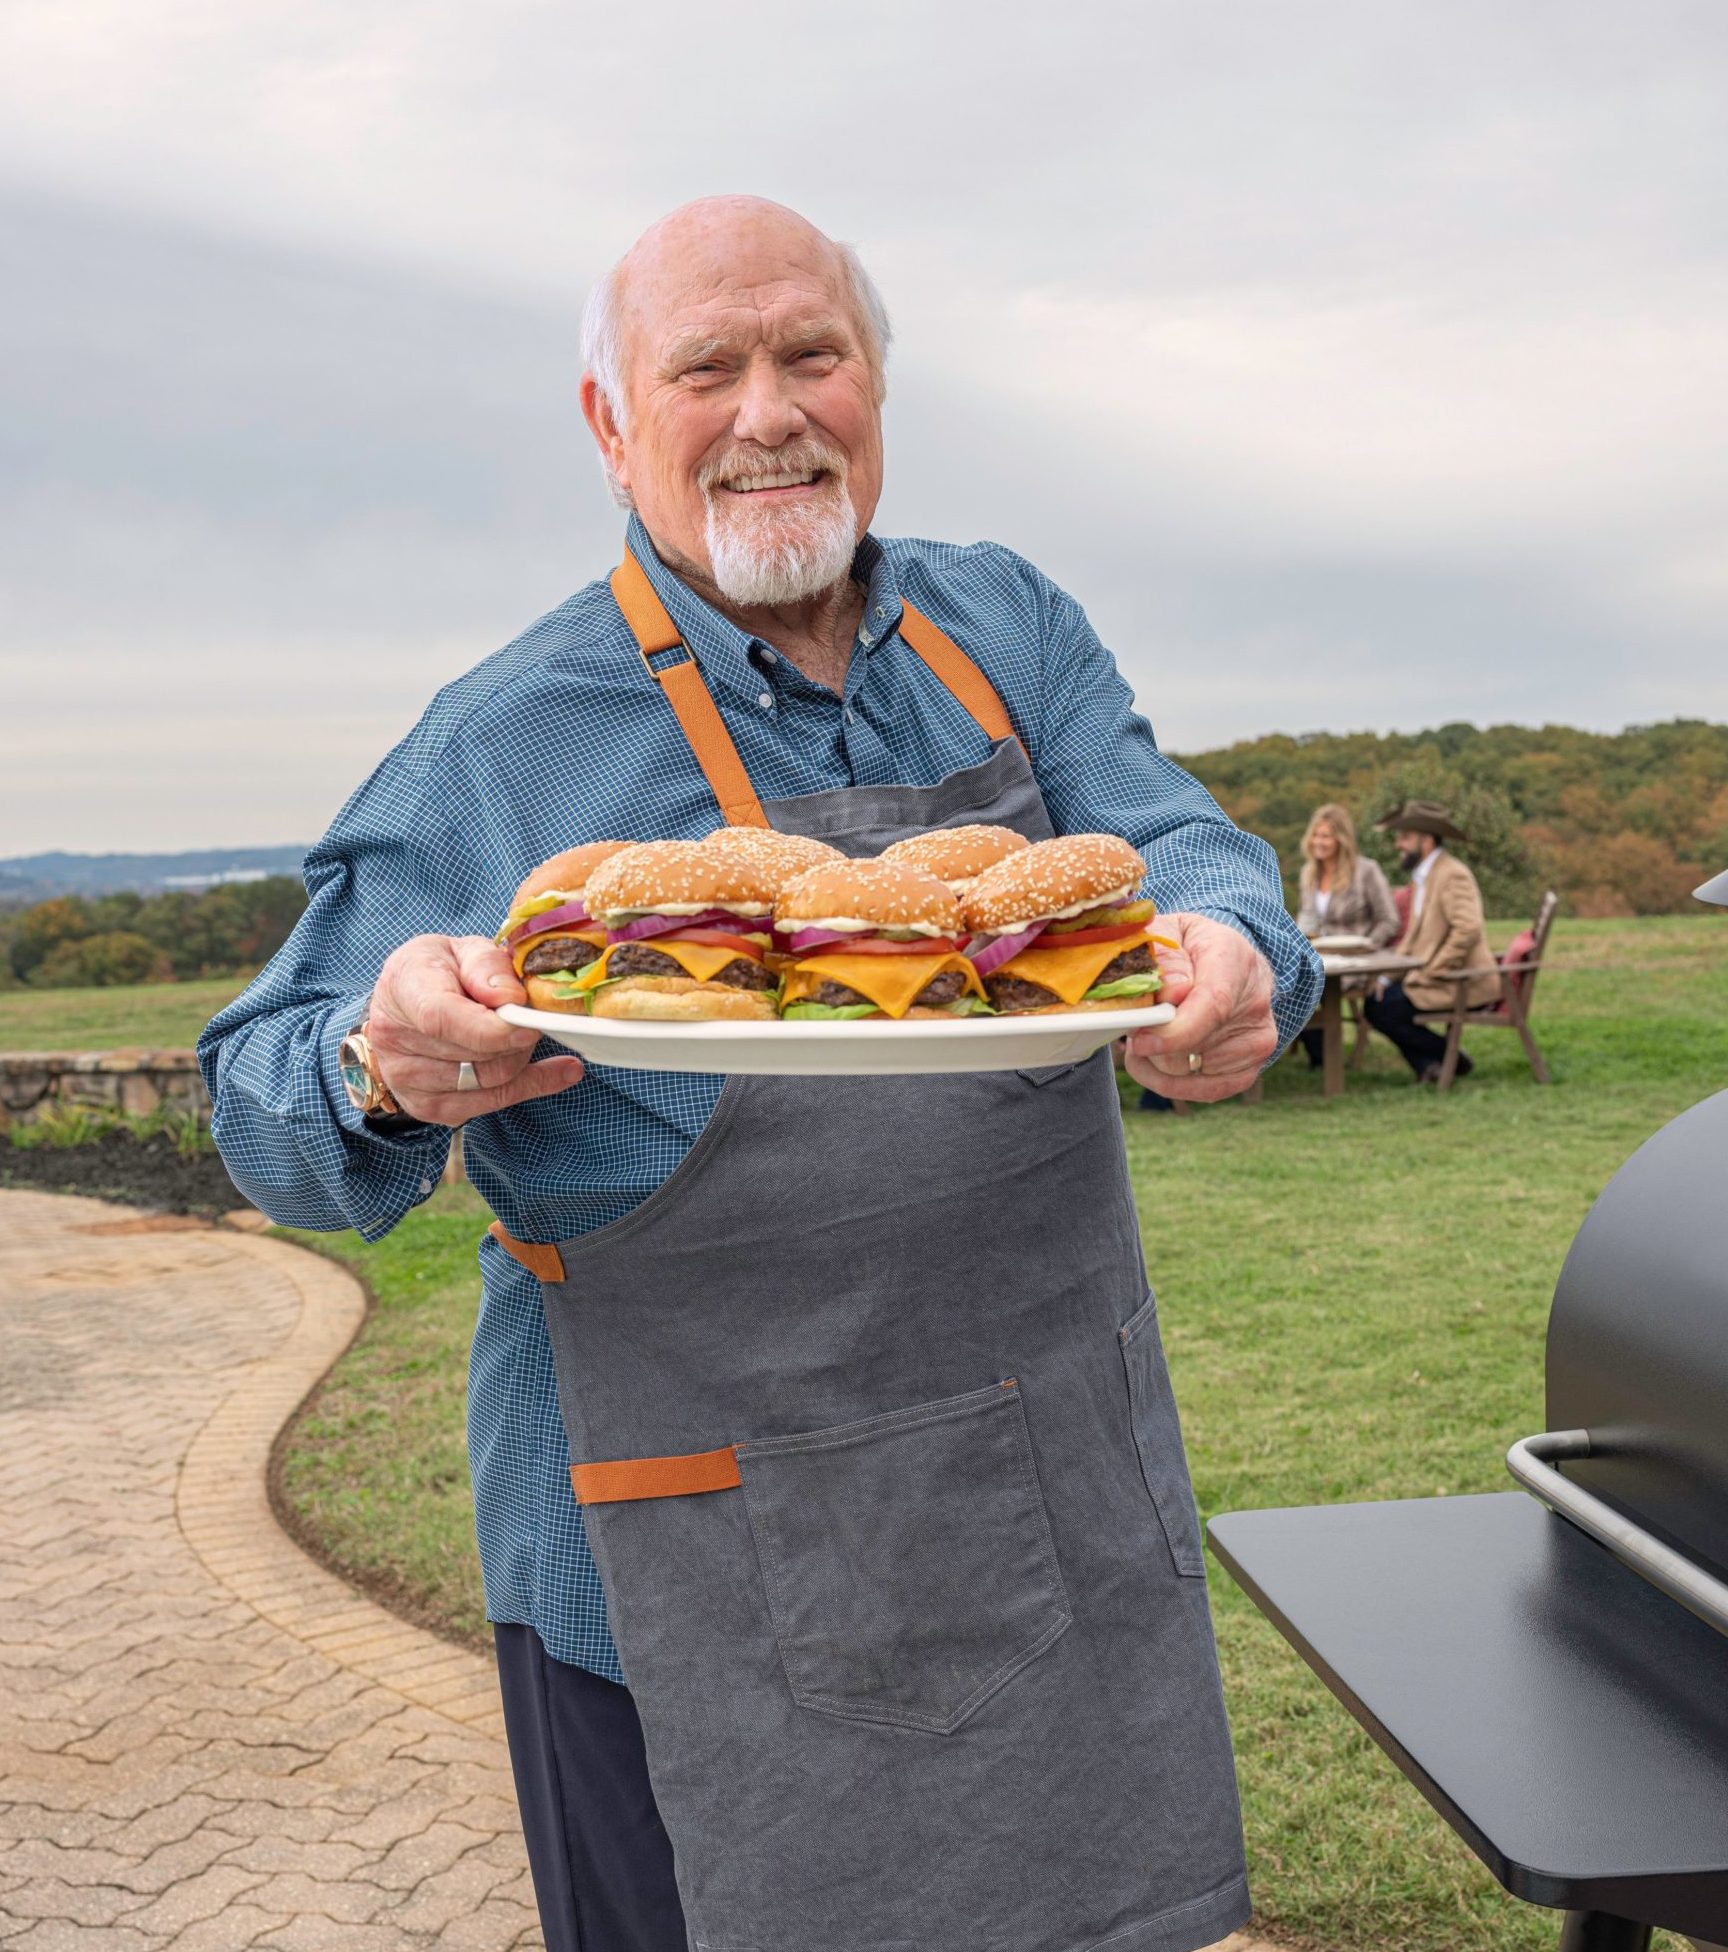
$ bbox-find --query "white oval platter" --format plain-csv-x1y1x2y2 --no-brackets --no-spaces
497,1001,1175,1077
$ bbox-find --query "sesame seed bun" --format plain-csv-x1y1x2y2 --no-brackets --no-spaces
880,824,1029,892
509,841,631,913
702,827,846,893
962,834,1147,933
776,858,963,935
584,840,779,922
588,977,779,1022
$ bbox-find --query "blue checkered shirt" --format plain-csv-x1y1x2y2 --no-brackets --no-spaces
198,514,1321,1680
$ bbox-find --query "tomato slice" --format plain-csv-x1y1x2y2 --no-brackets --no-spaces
801,937,965,957
659,929,767,960
1035,922,1148,948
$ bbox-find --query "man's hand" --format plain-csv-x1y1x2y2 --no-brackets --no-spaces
1122,913,1277,1103
367,935,585,1127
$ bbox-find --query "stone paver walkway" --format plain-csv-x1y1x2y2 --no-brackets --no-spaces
0,1190,541,1951
0,1187,1279,1952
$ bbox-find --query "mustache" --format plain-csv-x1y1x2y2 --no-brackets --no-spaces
696,439,848,495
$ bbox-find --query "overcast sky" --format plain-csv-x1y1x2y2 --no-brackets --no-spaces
3,1,1726,853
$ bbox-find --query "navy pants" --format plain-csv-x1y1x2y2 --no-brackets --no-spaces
495,1625,688,1952
1361,978,1451,1075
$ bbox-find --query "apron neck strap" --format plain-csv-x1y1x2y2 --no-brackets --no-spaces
610,547,1025,828
611,552,772,828
894,602,1024,754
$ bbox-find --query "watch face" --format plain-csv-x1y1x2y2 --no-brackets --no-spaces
338,1040,373,1108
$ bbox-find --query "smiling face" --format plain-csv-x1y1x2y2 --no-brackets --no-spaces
1309,821,1338,865
582,199,885,607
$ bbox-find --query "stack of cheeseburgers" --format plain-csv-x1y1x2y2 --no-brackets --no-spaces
494,824,1169,1022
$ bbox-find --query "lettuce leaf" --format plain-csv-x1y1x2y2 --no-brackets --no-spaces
1083,973,1164,1001
782,1001,882,1020
536,974,593,1002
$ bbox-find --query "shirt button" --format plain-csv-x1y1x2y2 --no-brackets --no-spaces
757,647,778,665
419,1177,432,1196
844,707,856,724
758,692,774,710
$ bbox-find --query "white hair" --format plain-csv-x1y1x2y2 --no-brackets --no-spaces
580,235,892,508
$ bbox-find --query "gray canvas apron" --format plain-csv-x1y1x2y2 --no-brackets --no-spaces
498,556,1249,1952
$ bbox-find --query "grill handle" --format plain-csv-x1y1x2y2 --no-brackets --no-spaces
1507,1429,1728,1640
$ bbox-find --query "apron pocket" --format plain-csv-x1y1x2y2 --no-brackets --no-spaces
1118,1293,1206,1577
739,1380,1071,1735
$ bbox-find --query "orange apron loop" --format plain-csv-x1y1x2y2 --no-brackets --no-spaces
487,1220,565,1285
571,1445,743,1506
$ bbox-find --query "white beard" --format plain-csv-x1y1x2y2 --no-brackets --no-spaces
703,483,859,608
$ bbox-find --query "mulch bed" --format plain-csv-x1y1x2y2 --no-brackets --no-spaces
0,1129,248,1217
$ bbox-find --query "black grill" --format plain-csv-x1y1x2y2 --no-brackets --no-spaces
1211,1085,1728,1952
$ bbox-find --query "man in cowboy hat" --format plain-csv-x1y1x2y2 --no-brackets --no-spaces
1363,801,1499,1082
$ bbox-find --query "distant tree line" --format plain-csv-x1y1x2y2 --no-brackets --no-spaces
2,720,1721,991
1176,718,1728,917
0,878,308,989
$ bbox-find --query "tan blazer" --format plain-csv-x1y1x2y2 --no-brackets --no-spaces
1399,851,1500,1010
1297,857,1400,946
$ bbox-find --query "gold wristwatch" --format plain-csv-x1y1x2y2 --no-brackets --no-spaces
337,1021,401,1118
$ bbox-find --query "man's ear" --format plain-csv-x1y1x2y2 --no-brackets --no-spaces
580,375,629,495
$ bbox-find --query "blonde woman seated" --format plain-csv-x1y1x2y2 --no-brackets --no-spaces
1295,803,1399,1066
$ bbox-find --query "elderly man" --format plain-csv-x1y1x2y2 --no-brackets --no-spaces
1363,800,1499,1081
200,197,1320,1952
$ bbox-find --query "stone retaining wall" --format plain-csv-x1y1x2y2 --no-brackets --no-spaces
0,1050,211,1124
0,1049,467,1181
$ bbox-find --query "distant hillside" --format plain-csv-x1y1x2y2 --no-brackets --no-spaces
1175,718,1728,916
0,846,308,905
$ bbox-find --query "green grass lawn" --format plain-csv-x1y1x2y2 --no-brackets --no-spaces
278,915,1725,1952
0,974,249,1048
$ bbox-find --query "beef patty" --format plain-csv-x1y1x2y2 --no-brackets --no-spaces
610,943,776,991
521,936,602,976
985,940,1154,1011
810,968,969,1010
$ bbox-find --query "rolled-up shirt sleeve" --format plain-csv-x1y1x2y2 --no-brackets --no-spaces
1024,567,1322,1052
196,741,489,1240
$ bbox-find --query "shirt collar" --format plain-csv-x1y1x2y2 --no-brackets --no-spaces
1413,848,1442,885
622,514,905,701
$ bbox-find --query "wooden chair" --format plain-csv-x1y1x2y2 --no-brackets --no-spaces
1415,890,1560,1092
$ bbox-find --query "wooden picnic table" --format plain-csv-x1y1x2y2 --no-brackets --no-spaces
1311,950,1421,1097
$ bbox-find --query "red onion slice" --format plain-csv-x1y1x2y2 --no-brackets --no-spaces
607,907,764,943
505,901,593,948
966,921,1047,977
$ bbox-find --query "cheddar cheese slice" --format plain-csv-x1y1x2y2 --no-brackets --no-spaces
996,933,1155,1006
780,952,986,1020
580,939,765,989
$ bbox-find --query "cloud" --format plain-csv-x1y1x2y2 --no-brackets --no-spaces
2,2,1726,848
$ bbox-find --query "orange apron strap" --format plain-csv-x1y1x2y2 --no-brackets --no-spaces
571,1445,742,1506
610,555,770,829
896,602,1025,754
487,1220,565,1285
